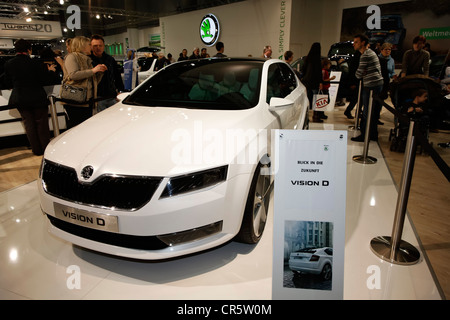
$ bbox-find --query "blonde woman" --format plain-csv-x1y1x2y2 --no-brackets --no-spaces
62,36,107,128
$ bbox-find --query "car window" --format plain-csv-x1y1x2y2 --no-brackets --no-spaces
124,59,263,110
328,44,355,58
266,63,298,103
290,58,304,73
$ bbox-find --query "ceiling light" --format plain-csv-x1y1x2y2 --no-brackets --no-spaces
26,17,32,22
96,14,100,19
23,7,29,13
59,0,65,5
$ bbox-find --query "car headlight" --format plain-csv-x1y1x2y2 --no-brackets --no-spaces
160,165,228,198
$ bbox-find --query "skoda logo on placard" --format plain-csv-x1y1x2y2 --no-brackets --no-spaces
81,166,94,180
200,14,220,47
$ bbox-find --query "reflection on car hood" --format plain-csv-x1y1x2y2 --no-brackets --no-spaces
45,103,262,178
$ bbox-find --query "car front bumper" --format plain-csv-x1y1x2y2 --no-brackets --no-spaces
39,171,252,260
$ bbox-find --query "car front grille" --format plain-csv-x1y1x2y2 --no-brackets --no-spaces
47,215,169,250
41,159,162,211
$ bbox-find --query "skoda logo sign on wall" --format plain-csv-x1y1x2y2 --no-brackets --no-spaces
200,14,220,47
81,166,94,180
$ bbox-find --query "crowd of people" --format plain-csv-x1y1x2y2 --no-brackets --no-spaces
3,31,449,156
299,34,449,145
176,41,228,61
3,35,123,155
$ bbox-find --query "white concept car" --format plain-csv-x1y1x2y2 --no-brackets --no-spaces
39,57,309,260
289,247,333,280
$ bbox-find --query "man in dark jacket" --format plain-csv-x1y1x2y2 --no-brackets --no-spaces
90,34,124,112
343,50,361,119
4,39,55,155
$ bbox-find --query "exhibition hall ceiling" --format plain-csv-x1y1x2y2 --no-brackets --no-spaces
0,0,244,34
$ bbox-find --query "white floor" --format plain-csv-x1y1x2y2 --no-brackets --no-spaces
0,122,442,300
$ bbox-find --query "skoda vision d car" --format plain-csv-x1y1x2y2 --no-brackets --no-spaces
39,58,309,259
289,247,333,280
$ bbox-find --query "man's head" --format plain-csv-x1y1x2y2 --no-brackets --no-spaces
216,41,224,53
14,39,32,54
263,45,272,58
412,35,426,52
284,50,294,63
90,34,105,58
353,34,369,52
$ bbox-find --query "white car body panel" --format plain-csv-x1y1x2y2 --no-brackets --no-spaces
289,247,333,275
39,58,308,259
137,59,157,84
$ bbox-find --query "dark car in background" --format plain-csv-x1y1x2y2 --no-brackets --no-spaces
327,41,355,64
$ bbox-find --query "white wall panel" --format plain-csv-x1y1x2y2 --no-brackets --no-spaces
160,0,292,59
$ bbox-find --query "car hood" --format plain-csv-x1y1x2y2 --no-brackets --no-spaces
45,103,265,179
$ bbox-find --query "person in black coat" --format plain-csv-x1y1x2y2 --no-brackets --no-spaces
89,34,124,112
343,50,361,119
301,42,325,122
4,39,56,156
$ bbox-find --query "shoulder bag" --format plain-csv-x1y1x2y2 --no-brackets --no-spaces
60,53,89,104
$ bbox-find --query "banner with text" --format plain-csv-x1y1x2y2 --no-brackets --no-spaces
0,18,62,40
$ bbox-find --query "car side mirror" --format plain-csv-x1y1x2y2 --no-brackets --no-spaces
269,97,294,111
117,92,129,101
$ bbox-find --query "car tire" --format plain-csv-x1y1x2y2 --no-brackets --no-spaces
235,160,272,244
321,263,332,281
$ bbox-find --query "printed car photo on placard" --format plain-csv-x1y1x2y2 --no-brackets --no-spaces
283,220,333,291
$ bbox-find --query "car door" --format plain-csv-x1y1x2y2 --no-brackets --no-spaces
266,62,302,129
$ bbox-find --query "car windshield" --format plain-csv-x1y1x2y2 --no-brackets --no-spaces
123,59,263,110
329,44,355,57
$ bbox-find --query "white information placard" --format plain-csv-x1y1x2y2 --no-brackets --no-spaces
272,130,347,300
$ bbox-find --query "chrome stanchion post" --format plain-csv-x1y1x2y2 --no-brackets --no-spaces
349,80,362,131
353,89,377,164
370,120,420,265
49,95,60,137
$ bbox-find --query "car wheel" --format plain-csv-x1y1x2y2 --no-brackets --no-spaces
321,263,332,281
235,160,272,244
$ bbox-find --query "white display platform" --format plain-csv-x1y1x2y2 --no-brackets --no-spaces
0,124,442,300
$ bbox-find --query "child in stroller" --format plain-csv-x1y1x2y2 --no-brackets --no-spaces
390,88,430,152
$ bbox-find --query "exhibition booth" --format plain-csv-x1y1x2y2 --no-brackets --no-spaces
0,115,443,300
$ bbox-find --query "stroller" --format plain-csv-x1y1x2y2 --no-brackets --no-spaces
388,75,441,153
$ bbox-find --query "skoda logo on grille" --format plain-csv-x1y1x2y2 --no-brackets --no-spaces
81,166,94,180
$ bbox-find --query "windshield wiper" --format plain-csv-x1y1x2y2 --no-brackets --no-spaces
122,99,145,106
